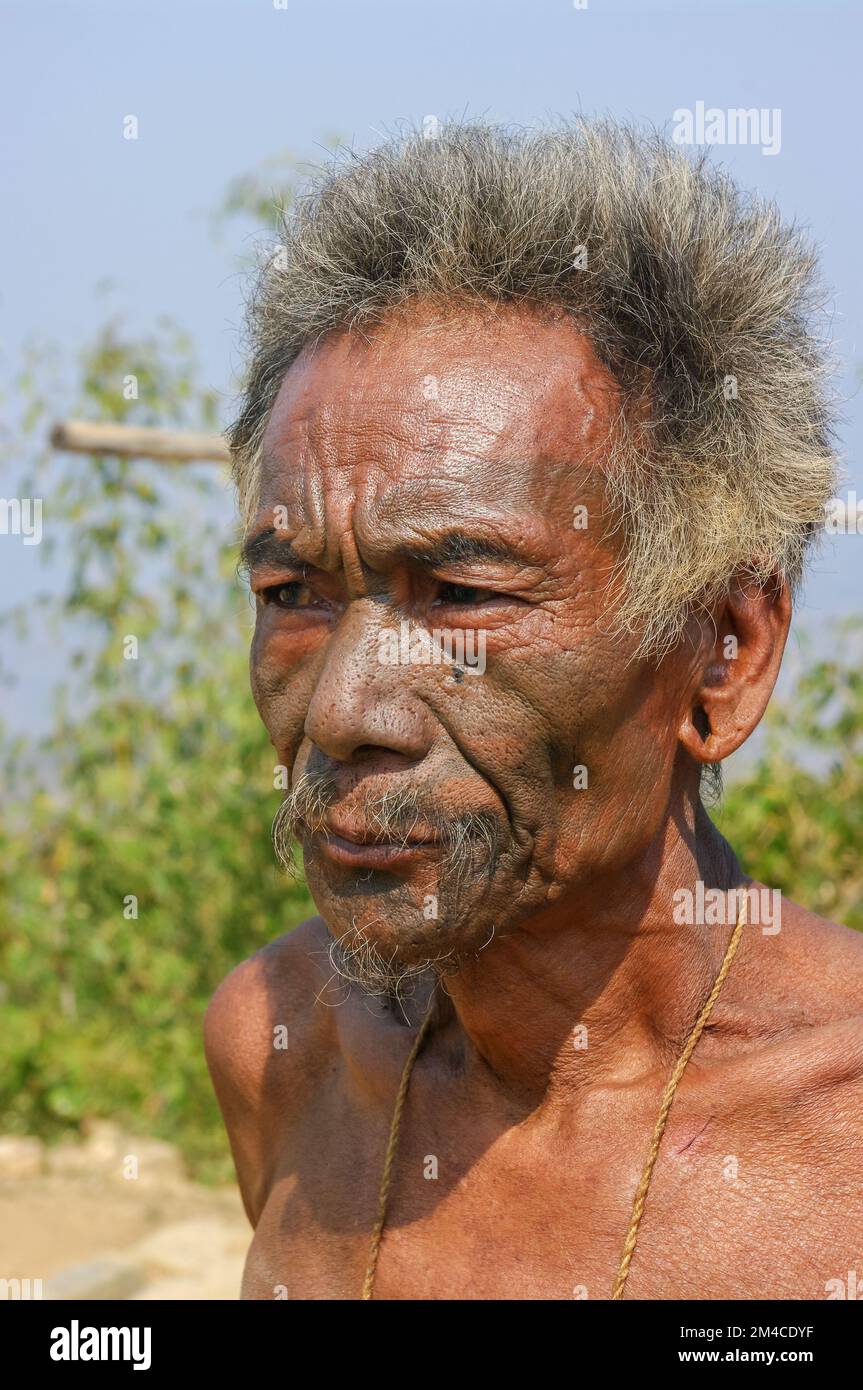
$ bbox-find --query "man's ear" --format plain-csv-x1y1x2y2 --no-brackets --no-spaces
678,576,792,767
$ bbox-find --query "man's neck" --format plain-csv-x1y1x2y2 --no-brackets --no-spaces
438,800,744,1106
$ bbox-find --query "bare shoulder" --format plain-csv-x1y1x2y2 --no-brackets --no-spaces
205,914,334,1057
758,894,863,1024
724,893,863,1143
781,901,863,1104
203,916,339,1221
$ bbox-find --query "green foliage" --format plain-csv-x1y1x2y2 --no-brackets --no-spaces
210,138,342,243
714,620,863,931
0,314,313,1183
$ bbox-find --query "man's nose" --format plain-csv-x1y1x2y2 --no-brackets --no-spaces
303,601,435,764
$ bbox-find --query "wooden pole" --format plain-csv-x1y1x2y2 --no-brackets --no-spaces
50,420,230,464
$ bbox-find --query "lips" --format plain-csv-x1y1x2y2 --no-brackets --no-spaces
313,815,439,869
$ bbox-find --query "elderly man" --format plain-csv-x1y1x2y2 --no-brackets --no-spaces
205,122,863,1300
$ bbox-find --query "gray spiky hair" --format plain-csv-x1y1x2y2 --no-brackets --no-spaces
229,119,836,658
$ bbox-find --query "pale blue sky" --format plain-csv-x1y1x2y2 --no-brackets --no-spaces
2,0,861,736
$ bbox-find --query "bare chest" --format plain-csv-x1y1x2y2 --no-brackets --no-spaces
240,1076,859,1300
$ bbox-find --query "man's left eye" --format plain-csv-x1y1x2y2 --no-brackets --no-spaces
432,582,499,607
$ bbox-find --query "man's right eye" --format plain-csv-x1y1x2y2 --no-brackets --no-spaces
262,582,312,608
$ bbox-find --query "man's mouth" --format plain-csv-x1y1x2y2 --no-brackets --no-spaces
312,816,440,870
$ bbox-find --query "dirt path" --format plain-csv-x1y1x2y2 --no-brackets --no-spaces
0,1130,250,1300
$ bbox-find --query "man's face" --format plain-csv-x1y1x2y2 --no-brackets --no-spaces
245,303,687,984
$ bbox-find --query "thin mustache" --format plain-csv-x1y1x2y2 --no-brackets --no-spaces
272,770,502,884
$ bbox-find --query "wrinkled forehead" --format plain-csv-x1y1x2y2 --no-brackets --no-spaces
255,303,621,548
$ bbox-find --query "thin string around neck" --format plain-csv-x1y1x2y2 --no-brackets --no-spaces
362,892,748,1301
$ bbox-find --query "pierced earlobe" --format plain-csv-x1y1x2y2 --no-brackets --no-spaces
692,705,710,741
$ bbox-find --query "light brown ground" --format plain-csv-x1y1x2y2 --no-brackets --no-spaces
0,1131,250,1300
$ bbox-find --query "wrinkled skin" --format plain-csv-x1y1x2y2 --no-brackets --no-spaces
206,302,863,1299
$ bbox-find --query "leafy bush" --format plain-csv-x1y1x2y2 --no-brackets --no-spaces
714,620,863,932
0,317,313,1182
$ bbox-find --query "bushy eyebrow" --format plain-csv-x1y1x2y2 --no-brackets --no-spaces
240,528,305,573
241,527,530,575
392,532,528,570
